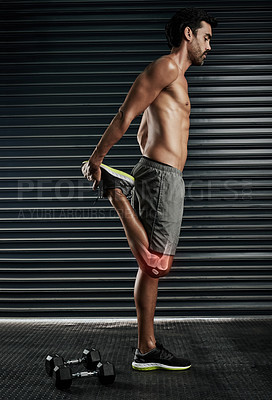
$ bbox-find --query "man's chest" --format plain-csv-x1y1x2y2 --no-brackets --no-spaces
162,77,191,113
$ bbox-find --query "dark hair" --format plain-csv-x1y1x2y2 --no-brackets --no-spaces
165,8,218,50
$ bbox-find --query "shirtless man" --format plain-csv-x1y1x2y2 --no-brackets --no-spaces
82,8,217,371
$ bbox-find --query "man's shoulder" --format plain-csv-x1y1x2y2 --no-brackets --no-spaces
144,55,179,82
150,55,178,70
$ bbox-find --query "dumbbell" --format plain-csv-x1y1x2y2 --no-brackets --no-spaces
45,348,101,377
53,361,116,389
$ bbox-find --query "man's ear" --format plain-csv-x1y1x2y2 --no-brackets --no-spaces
184,26,193,41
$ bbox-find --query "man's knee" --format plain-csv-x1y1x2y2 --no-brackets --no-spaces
139,253,173,279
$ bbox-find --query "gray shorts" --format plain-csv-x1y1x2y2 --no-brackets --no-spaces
131,156,185,256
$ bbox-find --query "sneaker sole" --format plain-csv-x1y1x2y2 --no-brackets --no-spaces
100,163,135,185
131,362,191,371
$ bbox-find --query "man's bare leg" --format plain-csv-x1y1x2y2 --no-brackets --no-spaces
107,188,174,353
107,188,174,277
134,268,158,353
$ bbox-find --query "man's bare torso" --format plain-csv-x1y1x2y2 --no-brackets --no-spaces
137,55,190,172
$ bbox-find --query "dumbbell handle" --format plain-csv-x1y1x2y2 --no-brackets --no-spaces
65,357,85,366
72,370,98,379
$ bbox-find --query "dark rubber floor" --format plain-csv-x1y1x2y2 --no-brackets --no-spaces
0,318,272,400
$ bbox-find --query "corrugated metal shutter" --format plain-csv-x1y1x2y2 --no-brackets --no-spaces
1,0,271,317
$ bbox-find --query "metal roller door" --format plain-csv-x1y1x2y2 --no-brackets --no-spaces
0,0,271,317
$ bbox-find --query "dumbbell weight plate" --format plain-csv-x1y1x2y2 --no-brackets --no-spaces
53,365,73,390
45,354,64,377
97,362,116,385
82,348,101,370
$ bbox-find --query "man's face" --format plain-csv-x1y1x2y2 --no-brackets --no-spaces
188,21,212,66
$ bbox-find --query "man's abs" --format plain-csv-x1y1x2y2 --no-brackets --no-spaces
137,105,190,172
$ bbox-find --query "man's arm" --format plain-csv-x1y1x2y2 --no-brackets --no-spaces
83,56,178,187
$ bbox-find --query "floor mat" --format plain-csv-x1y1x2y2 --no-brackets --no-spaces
0,318,271,400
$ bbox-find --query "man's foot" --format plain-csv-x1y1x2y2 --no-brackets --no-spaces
132,342,191,371
99,163,135,198
82,161,135,199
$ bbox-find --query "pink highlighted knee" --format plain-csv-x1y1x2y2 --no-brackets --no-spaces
134,240,174,278
139,257,173,279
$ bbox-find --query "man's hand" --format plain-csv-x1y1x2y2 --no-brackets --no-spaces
81,157,102,190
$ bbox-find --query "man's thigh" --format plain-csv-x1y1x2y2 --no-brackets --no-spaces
131,157,185,256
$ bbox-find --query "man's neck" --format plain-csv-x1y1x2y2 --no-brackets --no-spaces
170,43,192,74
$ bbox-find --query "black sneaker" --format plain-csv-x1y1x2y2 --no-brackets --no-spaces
82,161,135,199
132,342,191,371
99,163,135,198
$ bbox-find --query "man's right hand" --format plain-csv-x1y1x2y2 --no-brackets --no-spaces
81,158,102,190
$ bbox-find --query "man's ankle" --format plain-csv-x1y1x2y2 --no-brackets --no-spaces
139,345,156,354
138,339,157,354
